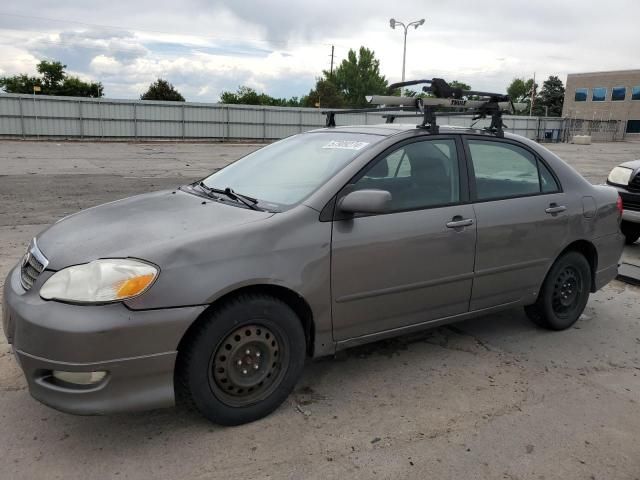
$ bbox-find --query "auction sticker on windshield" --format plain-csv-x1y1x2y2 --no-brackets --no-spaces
322,140,369,150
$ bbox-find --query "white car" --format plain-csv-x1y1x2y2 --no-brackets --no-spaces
607,160,640,244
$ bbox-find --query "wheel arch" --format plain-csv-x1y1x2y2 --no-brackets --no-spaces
176,284,316,359
556,239,599,292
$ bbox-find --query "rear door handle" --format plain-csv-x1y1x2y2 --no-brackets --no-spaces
446,218,474,228
545,203,567,214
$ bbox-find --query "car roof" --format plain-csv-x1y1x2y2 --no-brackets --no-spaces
307,124,514,138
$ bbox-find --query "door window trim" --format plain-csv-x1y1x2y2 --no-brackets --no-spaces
331,135,470,220
461,136,563,204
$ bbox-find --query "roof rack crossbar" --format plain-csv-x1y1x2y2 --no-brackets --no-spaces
322,106,423,127
380,108,507,137
381,110,496,119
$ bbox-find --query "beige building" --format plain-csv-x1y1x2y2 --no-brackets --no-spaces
562,69,640,134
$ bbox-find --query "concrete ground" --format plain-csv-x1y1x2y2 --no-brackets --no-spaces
0,139,639,480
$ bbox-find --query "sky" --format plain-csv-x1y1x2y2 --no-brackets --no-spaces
0,0,639,102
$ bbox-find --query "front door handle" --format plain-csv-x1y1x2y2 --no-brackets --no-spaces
545,203,567,214
446,217,474,228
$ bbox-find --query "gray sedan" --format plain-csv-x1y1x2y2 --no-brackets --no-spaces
2,125,624,425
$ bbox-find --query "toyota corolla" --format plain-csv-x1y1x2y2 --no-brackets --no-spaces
2,124,624,425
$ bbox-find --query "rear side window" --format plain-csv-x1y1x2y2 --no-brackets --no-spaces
468,140,559,201
538,160,560,193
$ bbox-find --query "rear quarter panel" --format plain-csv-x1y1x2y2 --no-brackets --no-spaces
519,137,624,287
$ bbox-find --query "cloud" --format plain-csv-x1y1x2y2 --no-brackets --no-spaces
1,0,640,101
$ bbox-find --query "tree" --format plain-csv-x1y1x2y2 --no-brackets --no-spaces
38,61,66,91
449,80,471,92
536,75,565,117
219,85,301,106
140,79,185,101
332,47,388,107
301,78,345,108
507,77,537,113
0,74,40,94
56,75,103,97
0,60,103,97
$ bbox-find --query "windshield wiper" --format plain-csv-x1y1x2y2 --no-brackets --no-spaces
196,182,261,211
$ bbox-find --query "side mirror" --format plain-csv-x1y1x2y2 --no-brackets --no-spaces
338,189,392,215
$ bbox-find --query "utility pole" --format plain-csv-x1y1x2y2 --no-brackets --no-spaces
33,84,41,139
529,72,536,117
329,45,334,77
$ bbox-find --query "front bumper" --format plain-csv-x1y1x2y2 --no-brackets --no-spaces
608,182,640,224
2,265,206,415
622,209,640,224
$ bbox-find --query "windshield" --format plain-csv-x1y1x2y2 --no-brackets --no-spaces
201,132,382,209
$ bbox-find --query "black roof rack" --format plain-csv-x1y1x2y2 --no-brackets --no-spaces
322,78,522,137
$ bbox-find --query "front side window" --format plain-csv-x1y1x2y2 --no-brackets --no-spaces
612,86,626,101
592,87,607,102
575,88,588,102
632,86,640,100
202,132,381,209
468,140,559,201
350,139,460,212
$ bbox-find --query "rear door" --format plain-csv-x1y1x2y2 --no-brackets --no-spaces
464,138,568,311
331,137,477,341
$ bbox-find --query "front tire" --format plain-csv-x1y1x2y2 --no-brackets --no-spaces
621,221,640,245
176,294,306,425
525,251,591,331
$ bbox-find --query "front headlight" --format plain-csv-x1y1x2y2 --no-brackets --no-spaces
608,166,633,186
40,259,158,303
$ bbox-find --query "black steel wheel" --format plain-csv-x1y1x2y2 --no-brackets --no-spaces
524,251,591,330
210,324,286,408
550,266,583,318
176,293,306,425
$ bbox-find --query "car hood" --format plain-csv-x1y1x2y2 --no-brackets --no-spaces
620,159,640,171
36,189,274,270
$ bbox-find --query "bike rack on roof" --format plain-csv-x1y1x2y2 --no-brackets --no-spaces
322,78,523,138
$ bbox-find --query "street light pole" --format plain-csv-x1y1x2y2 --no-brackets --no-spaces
401,26,408,87
389,18,425,97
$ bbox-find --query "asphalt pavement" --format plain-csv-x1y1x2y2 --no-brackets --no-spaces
0,139,639,480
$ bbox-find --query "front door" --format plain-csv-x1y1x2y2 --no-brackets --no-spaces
331,137,477,341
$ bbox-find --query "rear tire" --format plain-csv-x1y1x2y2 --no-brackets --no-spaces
621,221,640,245
176,294,306,425
524,251,591,331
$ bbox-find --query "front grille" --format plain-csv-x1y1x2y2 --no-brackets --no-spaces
20,240,48,291
629,172,640,193
624,199,640,212
621,192,640,212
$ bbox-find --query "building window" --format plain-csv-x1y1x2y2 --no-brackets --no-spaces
611,86,626,101
574,88,588,101
592,87,607,102
627,120,640,133
632,86,640,100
